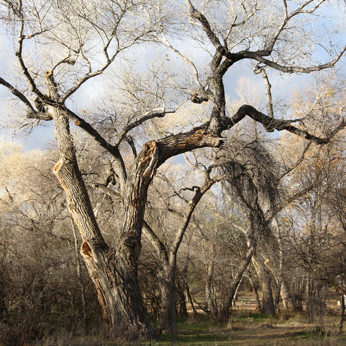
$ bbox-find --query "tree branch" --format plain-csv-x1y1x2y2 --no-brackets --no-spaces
254,65,274,118
171,172,216,254
0,76,35,112
185,0,226,56
225,104,345,144
237,46,346,74
12,0,46,101
64,108,127,189
142,220,169,264
114,107,180,147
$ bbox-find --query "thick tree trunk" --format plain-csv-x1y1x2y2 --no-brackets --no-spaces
81,244,152,336
51,105,155,337
253,257,276,316
262,272,276,316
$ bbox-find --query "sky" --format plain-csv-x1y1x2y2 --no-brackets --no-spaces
0,0,345,152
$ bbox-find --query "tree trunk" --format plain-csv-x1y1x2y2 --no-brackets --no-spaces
249,275,262,311
306,280,325,324
71,220,87,329
156,260,177,335
205,259,218,318
281,280,294,310
186,282,197,316
262,272,276,316
253,257,275,316
176,274,188,318
51,104,155,337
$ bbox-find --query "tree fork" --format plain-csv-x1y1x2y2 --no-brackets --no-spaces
51,107,154,336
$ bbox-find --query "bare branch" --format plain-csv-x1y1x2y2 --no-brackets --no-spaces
279,142,313,180
171,174,216,254
0,76,35,112
114,102,186,147
185,0,226,56
254,65,274,118
63,107,127,189
12,0,46,100
238,46,346,74
264,0,326,54
158,33,201,87
142,220,168,263
226,104,346,144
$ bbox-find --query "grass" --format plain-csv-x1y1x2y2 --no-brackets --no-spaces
2,310,345,345
141,311,346,346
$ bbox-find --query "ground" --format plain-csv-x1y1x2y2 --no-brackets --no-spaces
147,312,346,346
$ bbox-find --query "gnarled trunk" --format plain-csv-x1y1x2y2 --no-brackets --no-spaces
51,104,156,337
81,242,151,336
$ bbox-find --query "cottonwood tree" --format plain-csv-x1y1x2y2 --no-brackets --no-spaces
1,0,346,338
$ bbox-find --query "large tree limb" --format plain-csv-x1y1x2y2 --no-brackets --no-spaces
149,102,344,169
185,0,226,56
230,47,346,74
225,105,345,144
0,77,36,112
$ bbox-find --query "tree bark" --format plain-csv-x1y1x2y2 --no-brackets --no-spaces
253,257,276,316
71,220,87,329
51,105,155,337
156,259,177,334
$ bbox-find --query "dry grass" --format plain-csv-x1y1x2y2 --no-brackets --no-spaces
1,310,346,345
142,311,346,346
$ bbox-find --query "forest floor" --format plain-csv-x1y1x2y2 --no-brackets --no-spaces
143,311,346,346
20,310,346,345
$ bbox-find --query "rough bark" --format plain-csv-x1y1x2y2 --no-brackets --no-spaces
2,1,345,340
71,221,87,329
47,66,157,335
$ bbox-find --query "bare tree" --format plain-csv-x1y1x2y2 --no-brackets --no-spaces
0,0,345,339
